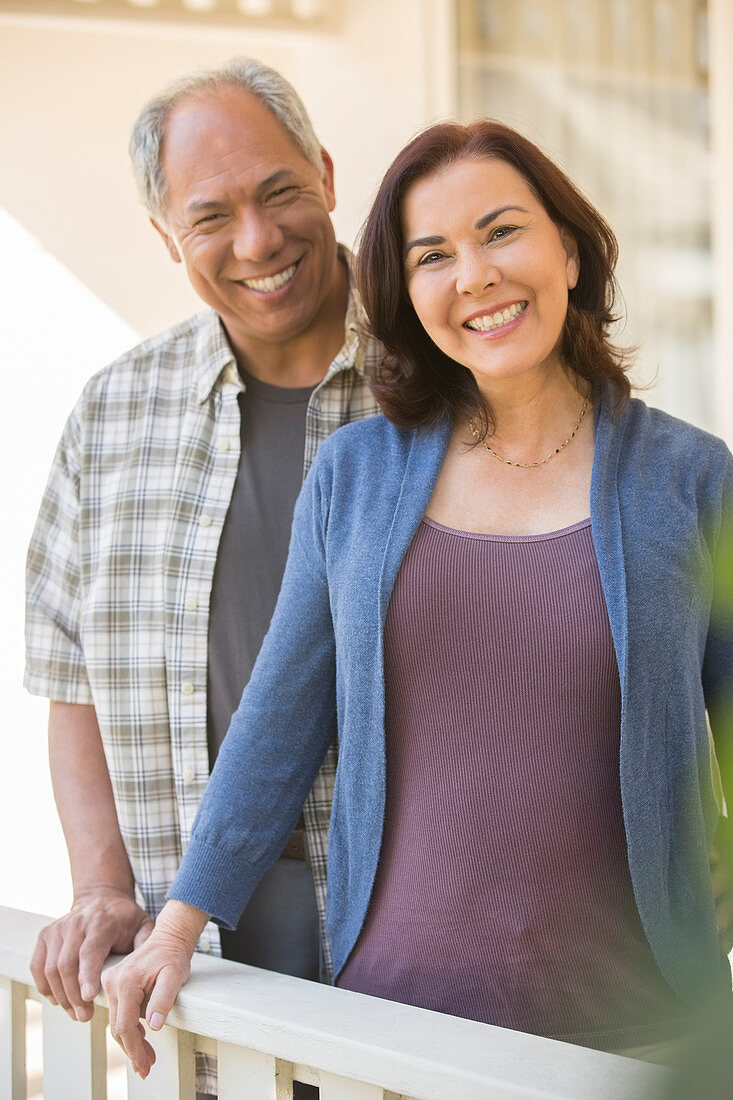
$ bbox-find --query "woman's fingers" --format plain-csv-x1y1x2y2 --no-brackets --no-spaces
102,934,193,1078
146,963,190,1031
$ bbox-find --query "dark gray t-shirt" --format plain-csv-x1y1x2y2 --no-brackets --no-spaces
207,369,315,764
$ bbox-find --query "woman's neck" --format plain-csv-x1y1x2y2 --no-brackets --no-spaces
474,368,590,462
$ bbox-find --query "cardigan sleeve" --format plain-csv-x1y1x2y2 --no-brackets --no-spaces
703,455,733,831
168,451,337,928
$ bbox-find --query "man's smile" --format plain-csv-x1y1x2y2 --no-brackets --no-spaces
237,260,299,293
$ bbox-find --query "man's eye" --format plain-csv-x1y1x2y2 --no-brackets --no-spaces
267,186,297,203
195,214,223,226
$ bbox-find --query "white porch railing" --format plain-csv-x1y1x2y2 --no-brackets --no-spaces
0,905,673,1099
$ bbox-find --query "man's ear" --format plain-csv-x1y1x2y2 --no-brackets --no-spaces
562,228,580,291
150,218,182,264
320,148,336,213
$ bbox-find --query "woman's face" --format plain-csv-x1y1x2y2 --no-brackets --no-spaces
402,156,579,395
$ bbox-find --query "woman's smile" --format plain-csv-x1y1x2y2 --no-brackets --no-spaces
463,299,528,334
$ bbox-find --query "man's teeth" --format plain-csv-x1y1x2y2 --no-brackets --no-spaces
242,263,297,292
465,301,527,332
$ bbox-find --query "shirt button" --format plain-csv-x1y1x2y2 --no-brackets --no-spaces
183,767,195,784
185,596,198,611
217,437,232,453
181,681,195,695
199,940,212,954
198,514,213,528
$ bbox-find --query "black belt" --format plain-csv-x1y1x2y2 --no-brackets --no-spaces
281,827,307,861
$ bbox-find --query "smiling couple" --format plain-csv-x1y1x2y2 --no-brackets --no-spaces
27,57,733,1093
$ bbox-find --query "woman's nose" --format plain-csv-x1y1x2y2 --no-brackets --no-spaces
455,252,500,296
231,209,285,263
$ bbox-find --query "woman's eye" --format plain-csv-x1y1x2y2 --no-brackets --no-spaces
489,225,517,242
417,251,445,266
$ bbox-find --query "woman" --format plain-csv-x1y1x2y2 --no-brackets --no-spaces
104,121,733,1078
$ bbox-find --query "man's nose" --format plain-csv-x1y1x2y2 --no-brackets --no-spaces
231,209,285,262
455,251,500,296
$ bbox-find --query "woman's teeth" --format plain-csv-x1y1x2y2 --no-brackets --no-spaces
465,301,527,332
243,263,297,293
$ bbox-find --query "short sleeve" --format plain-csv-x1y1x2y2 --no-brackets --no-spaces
24,407,93,704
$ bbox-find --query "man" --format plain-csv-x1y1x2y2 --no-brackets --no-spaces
25,57,381,1091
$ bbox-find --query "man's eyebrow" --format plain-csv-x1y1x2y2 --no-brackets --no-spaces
185,199,226,216
474,204,529,230
184,170,299,216
255,169,298,195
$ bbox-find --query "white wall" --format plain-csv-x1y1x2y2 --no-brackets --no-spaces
0,1,449,917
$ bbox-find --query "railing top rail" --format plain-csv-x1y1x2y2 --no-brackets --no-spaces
0,905,671,1100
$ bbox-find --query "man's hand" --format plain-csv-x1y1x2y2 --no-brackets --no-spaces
103,899,208,1079
31,888,154,1022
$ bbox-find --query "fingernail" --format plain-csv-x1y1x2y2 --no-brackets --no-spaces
149,1012,164,1030
81,984,94,1001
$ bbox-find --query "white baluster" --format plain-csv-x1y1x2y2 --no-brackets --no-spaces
41,1001,106,1100
126,1025,195,1098
0,978,25,1100
218,1043,289,1099
319,1072,385,1100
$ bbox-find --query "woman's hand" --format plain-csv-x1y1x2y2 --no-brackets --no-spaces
102,899,209,1079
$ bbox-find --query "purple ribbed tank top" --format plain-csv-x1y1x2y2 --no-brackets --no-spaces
337,517,685,1048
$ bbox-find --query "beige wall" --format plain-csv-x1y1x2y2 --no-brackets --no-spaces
0,1,451,338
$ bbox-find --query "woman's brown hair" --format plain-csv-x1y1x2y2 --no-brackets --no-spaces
356,120,631,434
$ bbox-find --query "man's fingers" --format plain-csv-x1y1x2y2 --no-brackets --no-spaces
56,925,92,1020
77,932,116,1005
30,933,52,999
38,927,75,1015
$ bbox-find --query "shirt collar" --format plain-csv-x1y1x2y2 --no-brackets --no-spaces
192,311,241,405
193,244,369,405
321,244,371,383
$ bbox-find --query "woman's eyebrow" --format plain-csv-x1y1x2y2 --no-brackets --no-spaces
404,205,531,258
474,204,529,230
403,234,445,258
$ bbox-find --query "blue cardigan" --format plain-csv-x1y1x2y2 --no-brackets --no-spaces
171,386,733,1004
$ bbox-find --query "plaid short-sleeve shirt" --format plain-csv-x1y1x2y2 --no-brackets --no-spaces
25,264,381,981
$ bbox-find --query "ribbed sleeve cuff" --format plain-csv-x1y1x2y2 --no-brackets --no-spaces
167,836,268,931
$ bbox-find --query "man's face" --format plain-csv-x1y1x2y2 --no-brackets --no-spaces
155,86,340,361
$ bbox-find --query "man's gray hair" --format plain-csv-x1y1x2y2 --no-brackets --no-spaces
129,57,324,224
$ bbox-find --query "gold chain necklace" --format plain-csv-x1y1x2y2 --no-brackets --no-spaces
469,397,589,469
